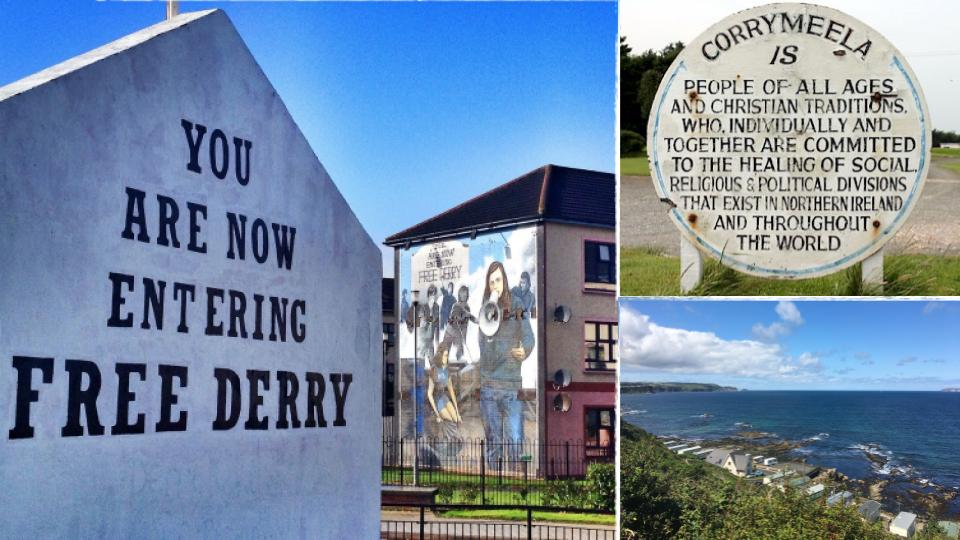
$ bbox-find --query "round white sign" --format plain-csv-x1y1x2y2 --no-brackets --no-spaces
647,3,930,278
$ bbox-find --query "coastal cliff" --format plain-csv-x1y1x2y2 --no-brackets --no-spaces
621,382,738,394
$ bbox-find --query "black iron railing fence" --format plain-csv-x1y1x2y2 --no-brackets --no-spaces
381,438,613,508
381,503,615,540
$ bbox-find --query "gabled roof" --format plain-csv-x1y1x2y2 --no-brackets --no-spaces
705,449,733,467
384,164,614,246
731,453,752,472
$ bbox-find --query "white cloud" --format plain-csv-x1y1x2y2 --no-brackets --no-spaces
751,321,789,340
776,301,804,325
621,307,821,382
752,301,804,340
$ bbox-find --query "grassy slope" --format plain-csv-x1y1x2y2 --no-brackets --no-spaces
620,423,903,540
621,247,960,296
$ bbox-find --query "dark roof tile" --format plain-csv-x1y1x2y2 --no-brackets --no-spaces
384,164,613,245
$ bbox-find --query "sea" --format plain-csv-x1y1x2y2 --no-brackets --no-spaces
622,391,960,516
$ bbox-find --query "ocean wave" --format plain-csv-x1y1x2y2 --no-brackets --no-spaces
622,408,647,415
852,443,917,478
803,432,830,442
734,422,753,428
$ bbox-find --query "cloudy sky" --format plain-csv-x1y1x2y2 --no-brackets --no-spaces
620,299,960,390
621,0,960,131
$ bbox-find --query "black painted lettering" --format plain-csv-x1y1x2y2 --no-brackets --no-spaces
186,202,207,254
182,119,206,174
112,363,146,435
269,297,288,342
276,371,301,429
156,194,181,248
8,356,54,439
252,219,269,264
233,137,252,186
213,368,242,430
62,359,105,437
226,212,247,260
121,187,150,243
173,282,195,333
245,370,269,430
330,373,353,427
291,300,306,343
228,290,248,338
252,294,265,340
107,272,135,328
141,278,166,330
304,372,327,428
205,287,225,336
272,224,296,270
156,364,188,432
210,129,229,180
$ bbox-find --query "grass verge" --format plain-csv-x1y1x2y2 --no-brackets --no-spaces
439,509,614,525
621,156,650,176
620,248,960,296
932,147,960,158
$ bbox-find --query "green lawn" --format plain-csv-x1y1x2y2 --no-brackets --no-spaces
440,508,614,525
932,147,960,158
621,247,960,296
382,467,587,507
621,156,650,176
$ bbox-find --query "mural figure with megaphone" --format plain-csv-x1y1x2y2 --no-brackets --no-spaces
478,261,535,470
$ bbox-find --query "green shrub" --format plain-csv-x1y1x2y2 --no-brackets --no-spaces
435,484,454,503
541,479,584,508
621,130,645,156
459,482,480,504
585,462,615,511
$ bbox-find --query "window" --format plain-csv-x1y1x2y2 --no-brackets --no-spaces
383,323,396,346
382,362,395,417
584,241,616,285
584,321,618,371
584,407,615,458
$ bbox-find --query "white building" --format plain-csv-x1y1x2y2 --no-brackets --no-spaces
890,512,917,538
762,457,778,466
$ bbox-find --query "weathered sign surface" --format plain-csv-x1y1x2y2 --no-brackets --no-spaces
648,3,930,278
0,10,381,538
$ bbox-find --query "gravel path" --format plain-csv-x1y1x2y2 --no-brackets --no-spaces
621,161,960,256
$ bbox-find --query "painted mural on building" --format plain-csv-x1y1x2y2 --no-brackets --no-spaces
398,226,538,463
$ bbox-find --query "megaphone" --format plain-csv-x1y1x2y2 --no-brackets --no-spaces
478,291,502,337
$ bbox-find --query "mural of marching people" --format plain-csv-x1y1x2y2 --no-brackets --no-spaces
397,227,539,465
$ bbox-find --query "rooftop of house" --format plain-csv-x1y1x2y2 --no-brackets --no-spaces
384,164,614,246
730,452,753,472
705,449,736,468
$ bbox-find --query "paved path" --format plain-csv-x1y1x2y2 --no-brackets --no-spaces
381,510,615,539
622,161,960,256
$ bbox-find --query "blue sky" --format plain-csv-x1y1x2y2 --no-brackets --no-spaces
620,299,960,391
0,1,616,275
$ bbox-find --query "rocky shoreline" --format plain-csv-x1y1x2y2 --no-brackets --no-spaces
693,431,959,519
